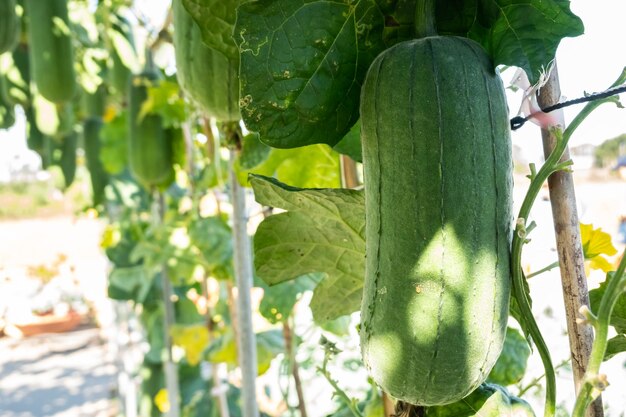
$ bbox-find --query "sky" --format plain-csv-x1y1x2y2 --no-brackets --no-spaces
0,0,625,178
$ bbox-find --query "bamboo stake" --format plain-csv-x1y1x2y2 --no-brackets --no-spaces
537,63,603,417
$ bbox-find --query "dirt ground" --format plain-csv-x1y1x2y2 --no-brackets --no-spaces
0,215,116,417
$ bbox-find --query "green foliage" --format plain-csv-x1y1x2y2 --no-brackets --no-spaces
235,0,386,148
236,143,342,188
593,133,626,168
188,215,234,280
487,327,531,386
604,334,626,360
256,274,316,324
234,0,583,149
207,329,285,375
251,175,365,322
424,383,535,416
436,0,584,84
99,111,128,175
333,122,362,163
181,0,240,60
239,133,271,170
589,271,626,359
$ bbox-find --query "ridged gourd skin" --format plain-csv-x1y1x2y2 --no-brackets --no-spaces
0,0,20,54
83,118,109,206
128,69,175,189
0,77,16,129
108,15,136,95
25,0,76,102
359,36,513,406
0,43,30,107
83,85,107,119
57,130,77,188
172,0,239,121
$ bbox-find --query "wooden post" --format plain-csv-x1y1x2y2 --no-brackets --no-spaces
537,63,604,417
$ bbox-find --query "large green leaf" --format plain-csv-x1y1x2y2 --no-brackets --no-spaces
181,0,240,60
236,143,342,188
251,175,365,322
235,0,386,148
436,0,584,84
487,327,530,386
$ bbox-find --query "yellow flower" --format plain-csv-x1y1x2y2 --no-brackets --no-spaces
100,225,121,249
171,324,209,366
154,389,170,413
580,223,618,273
102,104,117,123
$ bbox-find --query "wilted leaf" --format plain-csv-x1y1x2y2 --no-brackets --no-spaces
251,175,365,322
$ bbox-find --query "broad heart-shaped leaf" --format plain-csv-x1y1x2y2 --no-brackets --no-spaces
436,0,584,84
235,0,386,148
181,0,241,60
487,327,530,386
251,175,365,322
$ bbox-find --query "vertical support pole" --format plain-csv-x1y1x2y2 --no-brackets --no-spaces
156,192,181,417
538,63,604,417
228,151,259,417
